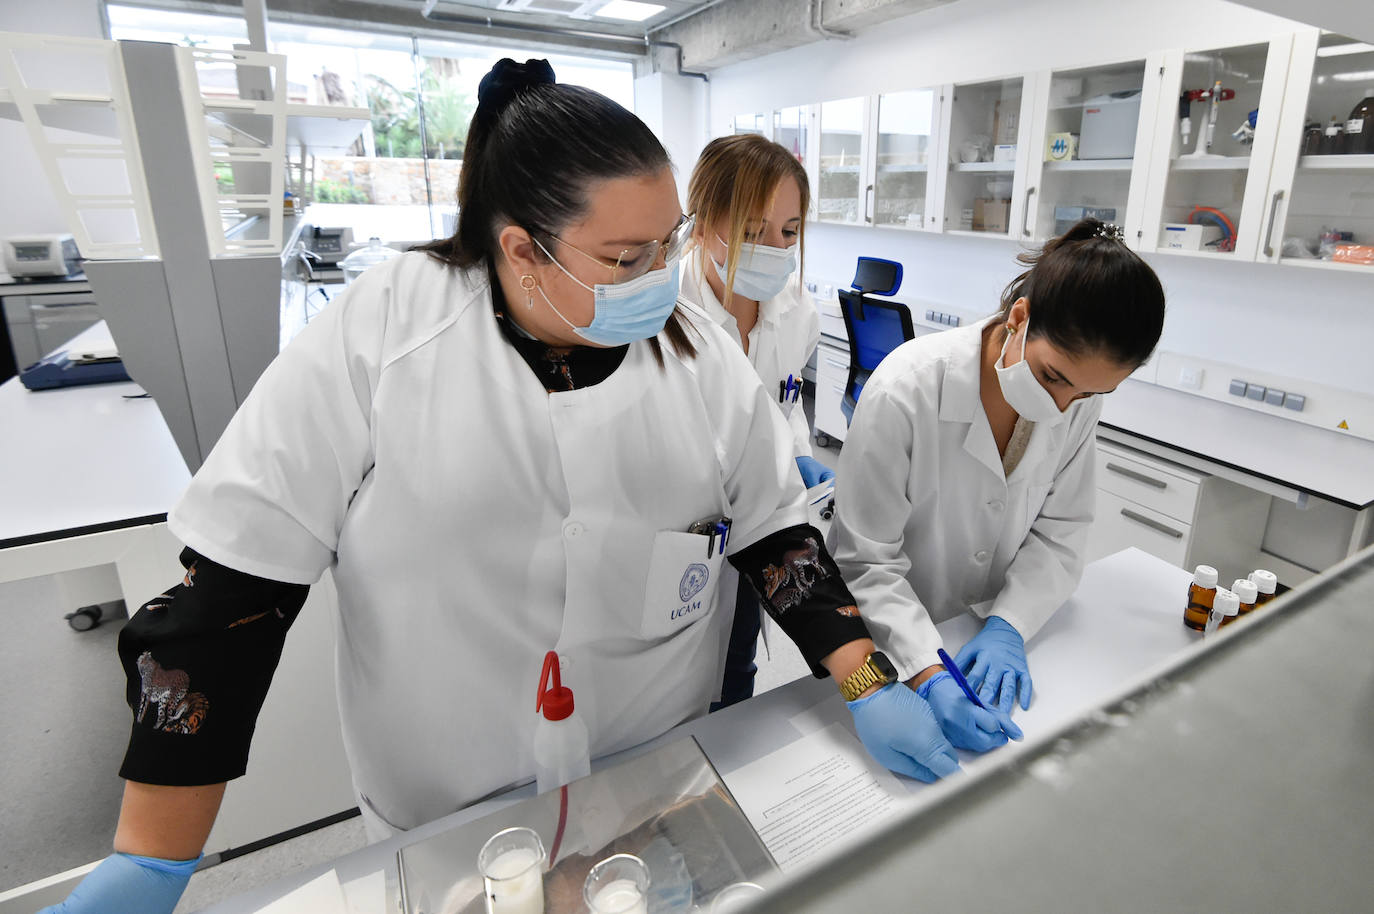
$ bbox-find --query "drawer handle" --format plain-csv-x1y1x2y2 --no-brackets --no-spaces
1105,461,1167,489
1120,508,1183,539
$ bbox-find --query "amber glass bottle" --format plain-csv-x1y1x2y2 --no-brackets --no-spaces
1184,565,1218,632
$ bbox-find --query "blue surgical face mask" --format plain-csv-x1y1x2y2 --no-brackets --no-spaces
534,237,682,347
711,233,797,302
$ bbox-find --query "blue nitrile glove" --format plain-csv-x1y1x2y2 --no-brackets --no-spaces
846,683,960,782
796,456,835,488
39,851,200,914
917,671,1023,752
953,615,1032,714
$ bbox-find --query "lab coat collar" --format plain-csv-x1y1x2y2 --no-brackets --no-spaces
684,246,783,330
936,317,996,424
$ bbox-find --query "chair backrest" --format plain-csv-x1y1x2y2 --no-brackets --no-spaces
838,288,915,420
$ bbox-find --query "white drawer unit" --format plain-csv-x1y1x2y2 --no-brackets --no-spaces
1086,438,1271,586
814,337,851,446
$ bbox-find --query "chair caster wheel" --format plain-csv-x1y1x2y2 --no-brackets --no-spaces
66,605,103,631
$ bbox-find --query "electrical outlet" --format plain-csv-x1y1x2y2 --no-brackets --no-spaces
1179,365,1204,390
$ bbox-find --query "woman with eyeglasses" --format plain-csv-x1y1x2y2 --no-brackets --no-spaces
680,135,830,710
828,219,1166,756
44,60,961,914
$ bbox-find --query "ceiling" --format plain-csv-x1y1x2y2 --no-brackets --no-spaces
417,0,725,37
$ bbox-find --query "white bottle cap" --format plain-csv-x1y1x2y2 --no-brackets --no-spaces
1232,578,1258,604
1192,565,1218,588
1250,570,1278,594
1213,588,1240,617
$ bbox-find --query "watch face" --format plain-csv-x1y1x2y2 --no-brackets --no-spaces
870,652,898,683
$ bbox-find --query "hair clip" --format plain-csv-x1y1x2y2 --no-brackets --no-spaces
1095,223,1125,242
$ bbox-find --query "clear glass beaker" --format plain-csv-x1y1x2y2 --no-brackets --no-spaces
710,882,766,912
583,853,650,914
477,826,545,914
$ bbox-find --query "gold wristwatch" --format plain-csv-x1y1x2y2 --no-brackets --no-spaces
838,651,899,701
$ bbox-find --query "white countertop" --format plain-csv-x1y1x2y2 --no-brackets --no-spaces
0,322,190,546
199,547,1196,913
1099,378,1374,509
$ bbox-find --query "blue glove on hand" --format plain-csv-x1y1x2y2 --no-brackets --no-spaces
847,683,960,782
917,671,1023,752
795,456,835,489
953,615,1032,713
40,852,199,914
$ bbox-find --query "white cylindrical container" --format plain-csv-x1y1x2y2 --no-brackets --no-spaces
533,650,590,794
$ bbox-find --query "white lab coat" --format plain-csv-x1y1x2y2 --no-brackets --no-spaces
678,246,820,458
827,317,1099,681
168,252,807,830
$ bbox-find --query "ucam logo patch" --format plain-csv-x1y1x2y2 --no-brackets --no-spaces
679,563,710,602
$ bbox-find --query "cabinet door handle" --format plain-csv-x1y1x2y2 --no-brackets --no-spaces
864,184,875,224
1263,189,1284,258
1105,461,1167,489
1120,508,1183,539
1023,185,1036,237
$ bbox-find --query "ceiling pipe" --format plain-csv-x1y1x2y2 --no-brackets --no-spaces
806,0,853,41
646,40,710,83
420,0,649,51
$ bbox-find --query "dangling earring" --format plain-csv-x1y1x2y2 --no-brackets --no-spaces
520,274,537,310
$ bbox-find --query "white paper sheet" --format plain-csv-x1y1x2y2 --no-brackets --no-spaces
724,723,908,871
251,869,349,914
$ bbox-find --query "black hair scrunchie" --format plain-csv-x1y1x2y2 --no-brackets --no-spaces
476,58,556,119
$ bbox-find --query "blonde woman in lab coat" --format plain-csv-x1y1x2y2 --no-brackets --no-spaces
680,134,828,708
829,219,1166,754
43,60,962,914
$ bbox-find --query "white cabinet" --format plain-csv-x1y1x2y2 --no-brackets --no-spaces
1086,438,1272,586
813,338,851,446
815,96,873,225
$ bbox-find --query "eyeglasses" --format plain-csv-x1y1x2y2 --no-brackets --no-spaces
539,213,694,284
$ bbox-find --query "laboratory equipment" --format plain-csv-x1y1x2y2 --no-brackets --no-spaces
584,854,650,914
710,882,765,913
1204,587,1239,635
1229,578,1258,624
3,234,82,278
1079,90,1142,159
1231,108,1258,146
533,650,590,795
1183,564,1218,631
478,826,545,914
19,347,130,391
1319,117,1345,155
1178,83,1235,158
1250,570,1278,609
1346,90,1374,155
1160,222,1223,251
340,236,399,285
302,226,354,268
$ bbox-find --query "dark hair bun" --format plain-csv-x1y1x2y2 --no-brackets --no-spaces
477,58,556,117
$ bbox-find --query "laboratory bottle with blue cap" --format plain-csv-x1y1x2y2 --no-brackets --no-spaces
533,650,590,794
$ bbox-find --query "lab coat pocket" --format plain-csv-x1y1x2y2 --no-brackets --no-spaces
641,530,725,641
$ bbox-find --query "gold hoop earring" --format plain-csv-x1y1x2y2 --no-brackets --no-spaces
520,273,538,310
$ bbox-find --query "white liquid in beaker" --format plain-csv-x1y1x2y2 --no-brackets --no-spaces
589,878,648,914
484,847,544,914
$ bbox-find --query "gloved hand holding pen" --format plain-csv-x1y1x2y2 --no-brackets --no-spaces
918,671,1022,752
954,615,1033,714
847,683,960,782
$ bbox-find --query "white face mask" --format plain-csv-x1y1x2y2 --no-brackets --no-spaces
711,234,797,302
994,318,1069,426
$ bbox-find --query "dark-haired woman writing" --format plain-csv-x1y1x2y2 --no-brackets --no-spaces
829,219,1166,755
41,60,959,914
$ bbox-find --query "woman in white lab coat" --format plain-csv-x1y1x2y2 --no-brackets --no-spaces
829,219,1165,754
45,60,960,914
679,134,828,708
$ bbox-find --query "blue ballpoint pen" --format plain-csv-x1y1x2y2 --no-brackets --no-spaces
936,647,986,709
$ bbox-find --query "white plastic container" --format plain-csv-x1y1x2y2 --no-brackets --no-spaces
533,650,590,794
339,236,399,285
1079,89,1142,159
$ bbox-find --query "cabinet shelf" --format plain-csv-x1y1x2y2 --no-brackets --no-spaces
1170,155,1251,171
1277,257,1374,274
1044,158,1134,172
1297,154,1374,172
944,228,1017,240
875,163,930,172
951,161,1016,173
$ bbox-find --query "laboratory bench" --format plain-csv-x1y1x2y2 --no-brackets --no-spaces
177,547,1224,913
0,271,96,385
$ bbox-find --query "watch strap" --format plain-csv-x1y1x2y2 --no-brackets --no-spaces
839,653,888,701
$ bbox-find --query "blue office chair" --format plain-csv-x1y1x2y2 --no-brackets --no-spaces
838,257,914,426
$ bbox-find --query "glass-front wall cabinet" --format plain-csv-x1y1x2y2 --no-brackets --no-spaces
817,96,867,224
732,112,766,136
1152,42,1274,257
1030,60,1147,242
874,88,938,230
1275,33,1374,268
944,77,1023,235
